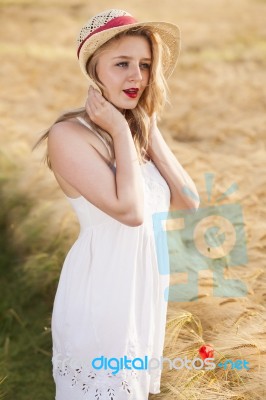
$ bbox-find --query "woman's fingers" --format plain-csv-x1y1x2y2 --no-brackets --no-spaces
85,98,92,117
87,87,106,117
90,86,105,106
85,86,128,135
87,87,99,115
85,90,94,116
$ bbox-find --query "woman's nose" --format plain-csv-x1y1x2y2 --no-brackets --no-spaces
128,65,143,82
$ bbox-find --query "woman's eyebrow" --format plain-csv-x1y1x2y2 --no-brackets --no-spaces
112,56,151,61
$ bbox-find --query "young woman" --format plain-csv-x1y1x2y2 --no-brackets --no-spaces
34,9,199,400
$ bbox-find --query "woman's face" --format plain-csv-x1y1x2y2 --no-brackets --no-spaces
96,35,151,110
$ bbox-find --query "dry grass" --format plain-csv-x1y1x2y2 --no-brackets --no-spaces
1,0,266,398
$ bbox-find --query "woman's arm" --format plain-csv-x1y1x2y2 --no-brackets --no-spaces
148,114,200,212
48,88,144,227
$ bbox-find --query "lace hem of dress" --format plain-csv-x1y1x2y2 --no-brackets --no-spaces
52,353,139,399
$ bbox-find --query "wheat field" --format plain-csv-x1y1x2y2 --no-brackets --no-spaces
1,0,266,399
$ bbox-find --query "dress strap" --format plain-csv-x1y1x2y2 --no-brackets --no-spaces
76,116,112,158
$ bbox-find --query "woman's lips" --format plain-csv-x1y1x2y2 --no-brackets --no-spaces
123,89,139,99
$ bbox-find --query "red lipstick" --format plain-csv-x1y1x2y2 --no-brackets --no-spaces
123,88,139,99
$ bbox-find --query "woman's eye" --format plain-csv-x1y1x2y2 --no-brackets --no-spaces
140,63,151,70
116,62,151,69
116,62,128,67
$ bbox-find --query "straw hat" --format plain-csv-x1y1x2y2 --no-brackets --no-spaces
77,9,181,82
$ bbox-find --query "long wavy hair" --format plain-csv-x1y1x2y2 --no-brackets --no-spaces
32,26,170,169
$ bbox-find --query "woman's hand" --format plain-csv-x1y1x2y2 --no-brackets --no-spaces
85,86,128,138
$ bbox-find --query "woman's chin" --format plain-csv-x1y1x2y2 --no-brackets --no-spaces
120,99,139,110
105,94,139,111
114,102,138,112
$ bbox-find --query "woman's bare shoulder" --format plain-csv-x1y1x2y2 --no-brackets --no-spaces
48,117,112,166
47,119,110,199
49,118,86,139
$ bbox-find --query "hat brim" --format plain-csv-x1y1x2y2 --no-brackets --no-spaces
78,21,181,81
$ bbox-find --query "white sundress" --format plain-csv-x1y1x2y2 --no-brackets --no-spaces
51,117,171,400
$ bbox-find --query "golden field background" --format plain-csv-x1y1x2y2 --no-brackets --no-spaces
1,0,266,398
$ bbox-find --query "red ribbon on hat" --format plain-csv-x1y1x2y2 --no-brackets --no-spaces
77,15,137,58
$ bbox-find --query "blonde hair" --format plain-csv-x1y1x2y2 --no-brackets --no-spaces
32,27,169,169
